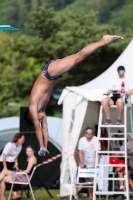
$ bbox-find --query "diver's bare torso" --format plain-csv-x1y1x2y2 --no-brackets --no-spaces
29,73,56,112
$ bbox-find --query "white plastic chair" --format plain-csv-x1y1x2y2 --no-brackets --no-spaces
8,166,37,200
70,167,98,200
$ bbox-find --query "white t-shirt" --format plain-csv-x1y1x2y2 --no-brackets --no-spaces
78,136,101,166
120,140,133,152
0,142,22,162
109,78,133,92
119,140,133,166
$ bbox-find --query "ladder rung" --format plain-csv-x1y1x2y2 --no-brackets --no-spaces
109,132,131,135
95,177,126,180
100,125,125,128
97,151,125,154
101,105,130,108
97,164,126,166
95,191,127,195
98,138,125,140
109,155,129,157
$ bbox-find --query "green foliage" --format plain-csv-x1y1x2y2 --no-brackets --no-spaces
109,3,133,30
28,8,62,39
98,0,125,24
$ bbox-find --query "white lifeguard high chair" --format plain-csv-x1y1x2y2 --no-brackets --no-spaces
93,94,133,200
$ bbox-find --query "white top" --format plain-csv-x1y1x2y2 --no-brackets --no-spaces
78,136,101,166
120,140,133,152
119,140,133,165
109,78,133,91
0,142,22,162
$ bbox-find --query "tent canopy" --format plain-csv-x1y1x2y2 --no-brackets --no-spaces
58,39,133,197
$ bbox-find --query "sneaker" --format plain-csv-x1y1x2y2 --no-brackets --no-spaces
12,194,22,200
105,119,112,125
78,193,87,198
116,119,122,125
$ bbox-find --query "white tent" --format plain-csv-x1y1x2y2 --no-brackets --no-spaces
58,39,133,196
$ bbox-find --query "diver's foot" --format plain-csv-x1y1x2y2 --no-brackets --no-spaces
38,148,49,156
102,34,124,44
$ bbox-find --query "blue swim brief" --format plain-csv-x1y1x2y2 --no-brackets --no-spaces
42,60,62,81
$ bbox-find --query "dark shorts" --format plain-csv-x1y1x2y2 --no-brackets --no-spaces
0,161,15,172
42,60,62,80
111,96,121,105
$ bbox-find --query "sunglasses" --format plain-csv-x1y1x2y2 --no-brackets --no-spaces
118,70,125,74
85,131,93,134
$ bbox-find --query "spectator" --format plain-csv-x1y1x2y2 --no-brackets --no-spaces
102,66,133,125
78,127,101,200
109,151,133,192
0,145,37,200
0,133,25,200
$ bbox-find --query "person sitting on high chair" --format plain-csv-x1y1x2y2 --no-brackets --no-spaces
102,66,133,125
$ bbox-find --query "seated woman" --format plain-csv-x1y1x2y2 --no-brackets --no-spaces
0,145,37,200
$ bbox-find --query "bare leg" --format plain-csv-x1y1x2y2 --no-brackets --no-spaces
129,173,133,191
88,187,93,200
116,98,124,119
48,35,123,77
118,172,124,189
0,176,12,199
0,169,12,181
102,97,114,119
77,185,83,192
0,180,6,200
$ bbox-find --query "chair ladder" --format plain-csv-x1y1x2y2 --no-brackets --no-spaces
93,104,133,200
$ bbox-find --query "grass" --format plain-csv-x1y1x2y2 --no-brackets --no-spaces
5,189,124,200
5,189,59,200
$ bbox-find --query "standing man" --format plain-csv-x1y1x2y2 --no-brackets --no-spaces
102,66,133,125
78,127,101,200
25,35,123,156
